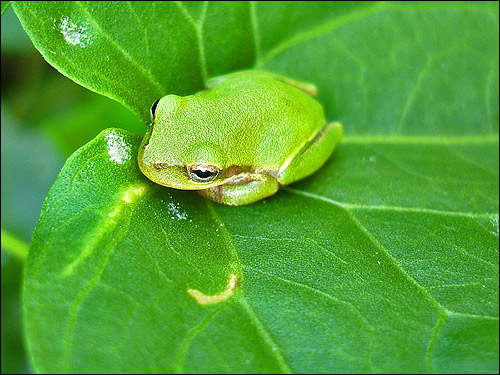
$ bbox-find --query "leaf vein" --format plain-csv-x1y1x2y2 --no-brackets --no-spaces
284,188,498,219
396,46,464,134
239,297,293,374
444,143,498,175
174,303,229,372
286,188,448,311
62,221,133,372
456,246,497,269
151,210,204,277
244,265,374,334
249,1,261,62
342,134,499,145
132,233,174,284
340,208,449,314
426,312,448,373
174,1,207,82
257,2,386,66
485,56,499,133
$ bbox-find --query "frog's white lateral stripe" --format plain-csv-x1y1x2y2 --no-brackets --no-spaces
62,184,146,276
188,274,239,305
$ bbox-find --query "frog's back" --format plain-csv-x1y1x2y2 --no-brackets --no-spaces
184,72,326,170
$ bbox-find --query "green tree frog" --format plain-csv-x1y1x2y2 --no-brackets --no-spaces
138,70,342,205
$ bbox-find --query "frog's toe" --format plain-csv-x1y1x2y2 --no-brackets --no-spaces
198,174,279,205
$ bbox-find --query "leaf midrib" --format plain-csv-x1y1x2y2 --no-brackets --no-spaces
174,1,209,83
342,134,499,144
75,2,165,96
203,200,293,373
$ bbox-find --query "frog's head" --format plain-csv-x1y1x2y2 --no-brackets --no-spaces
138,95,228,190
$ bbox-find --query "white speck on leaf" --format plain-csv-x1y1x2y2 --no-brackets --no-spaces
105,130,131,164
491,217,499,236
60,17,93,47
167,202,188,220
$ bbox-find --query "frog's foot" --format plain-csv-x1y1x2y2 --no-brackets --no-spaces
271,74,318,97
198,173,279,206
207,70,318,97
278,121,343,185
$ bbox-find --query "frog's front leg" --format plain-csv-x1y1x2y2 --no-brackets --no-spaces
278,122,343,185
198,174,279,206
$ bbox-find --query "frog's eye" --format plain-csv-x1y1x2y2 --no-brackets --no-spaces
150,98,161,121
187,164,220,183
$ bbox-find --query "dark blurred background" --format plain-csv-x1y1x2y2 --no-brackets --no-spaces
1,6,143,372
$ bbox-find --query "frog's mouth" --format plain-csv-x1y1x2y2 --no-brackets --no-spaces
218,165,254,180
138,160,193,189
138,157,258,191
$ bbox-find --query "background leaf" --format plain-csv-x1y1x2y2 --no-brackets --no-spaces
1,1,11,16
1,90,66,375
14,1,499,373
1,254,26,374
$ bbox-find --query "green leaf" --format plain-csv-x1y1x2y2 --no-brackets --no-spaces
1,107,65,241
19,1,499,373
25,129,498,373
1,253,27,374
1,1,11,16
